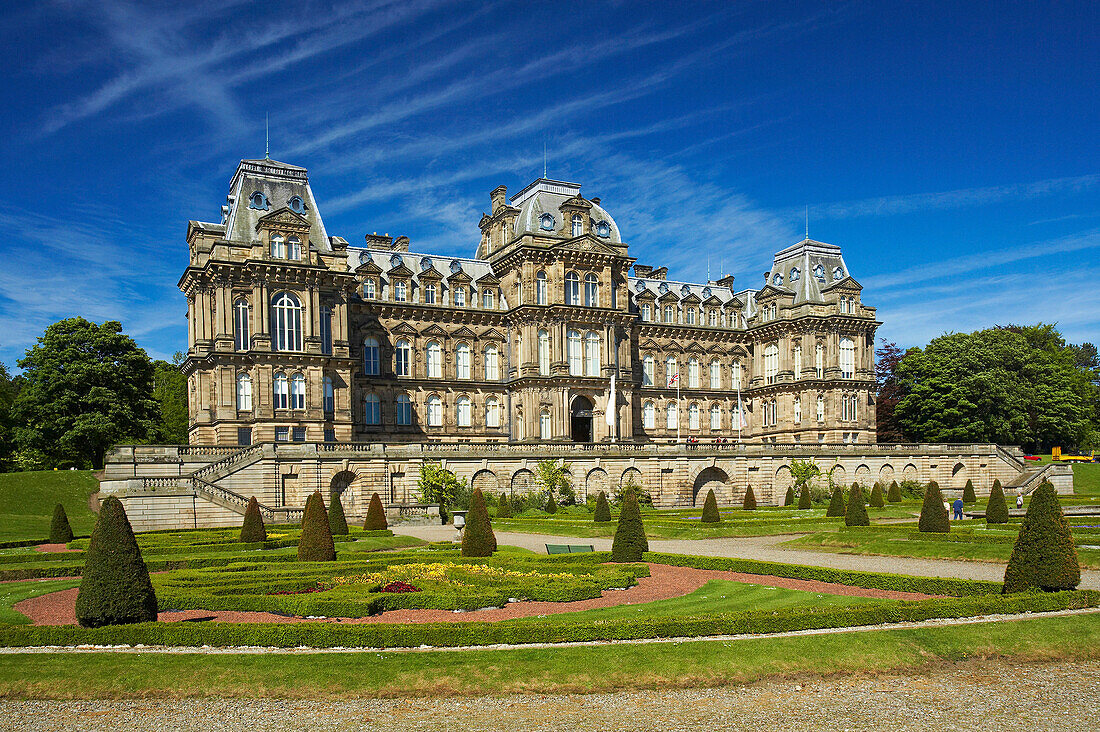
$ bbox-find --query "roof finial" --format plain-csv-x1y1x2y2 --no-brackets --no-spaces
265,113,270,160
543,139,547,180
805,205,809,241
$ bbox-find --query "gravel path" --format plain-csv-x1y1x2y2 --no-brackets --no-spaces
3,659,1096,730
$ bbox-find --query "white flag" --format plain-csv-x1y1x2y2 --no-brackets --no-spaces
605,371,616,427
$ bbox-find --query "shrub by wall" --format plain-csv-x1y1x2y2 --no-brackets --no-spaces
919,481,950,533
611,487,648,562
74,496,157,628
461,488,496,557
593,491,612,522
545,493,558,515
986,481,1009,525
797,483,812,510
825,487,846,517
844,482,870,527
887,480,902,503
363,493,388,531
239,497,267,543
700,489,721,523
328,494,349,536
869,482,885,508
784,486,795,507
49,503,74,544
298,491,336,562
742,485,757,510
1003,481,1080,593
497,493,513,519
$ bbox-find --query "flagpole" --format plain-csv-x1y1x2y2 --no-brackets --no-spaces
736,380,742,444
676,376,681,445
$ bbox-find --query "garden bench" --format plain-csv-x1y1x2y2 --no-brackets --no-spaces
545,543,595,554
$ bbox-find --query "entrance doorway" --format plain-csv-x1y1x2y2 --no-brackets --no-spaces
571,395,593,443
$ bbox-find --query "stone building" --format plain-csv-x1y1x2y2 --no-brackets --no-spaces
181,157,879,448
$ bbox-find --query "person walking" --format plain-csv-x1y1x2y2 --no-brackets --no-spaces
953,497,964,521
1016,493,1024,510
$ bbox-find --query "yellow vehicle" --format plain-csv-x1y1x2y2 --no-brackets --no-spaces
1052,447,1096,462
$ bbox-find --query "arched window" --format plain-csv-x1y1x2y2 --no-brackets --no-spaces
539,408,551,440
363,337,380,375
689,402,700,430
663,304,675,323
287,236,302,260
271,234,286,258
248,191,268,210
233,299,249,351
567,330,582,376
642,354,655,386
584,273,598,307
395,339,411,377
538,329,551,376
793,345,802,380
426,342,442,379
641,303,652,321
571,214,583,237
688,357,700,388
534,269,547,303
427,395,442,427
643,401,655,429
840,338,855,378
732,360,743,390
290,373,305,409
323,375,334,414
709,359,721,389
584,331,600,376
457,395,472,427
733,402,745,429
364,393,381,425
793,396,802,423
565,272,580,305
710,403,721,431
764,343,779,384
514,408,524,440
666,401,678,430
396,394,412,425
456,342,471,380
422,283,436,304
685,307,695,325
271,292,303,351
273,372,288,409
236,373,252,411
817,394,825,422
816,343,825,378
665,356,678,387
814,264,825,283
485,397,500,428
770,399,778,426
484,345,499,381
708,309,717,327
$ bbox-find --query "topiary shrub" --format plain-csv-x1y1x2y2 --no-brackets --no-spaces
742,485,756,510
611,486,648,562
496,492,512,519
594,491,612,522
298,491,336,561
844,482,870,527
869,482,885,508
700,489,721,523
328,493,349,536
363,492,388,531
963,479,977,504
797,483,812,510
887,480,902,503
1003,481,1079,593
985,481,1009,525
75,496,157,628
918,481,950,533
239,497,267,543
461,488,496,557
545,492,558,514
825,486,846,517
49,503,74,544
784,486,795,506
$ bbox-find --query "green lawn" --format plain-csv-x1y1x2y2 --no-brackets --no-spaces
0,470,99,541
1073,463,1100,496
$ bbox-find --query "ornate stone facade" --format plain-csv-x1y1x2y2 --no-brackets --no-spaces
181,159,879,447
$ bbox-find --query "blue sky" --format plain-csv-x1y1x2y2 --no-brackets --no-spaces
1,0,1098,367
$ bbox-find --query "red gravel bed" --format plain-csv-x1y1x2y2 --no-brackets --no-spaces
34,544,79,554
14,563,939,628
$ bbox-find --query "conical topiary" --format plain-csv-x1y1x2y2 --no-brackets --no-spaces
239,497,267,543
986,480,1009,524
74,496,157,627
742,485,757,510
461,488,496,557
963,479,977,504
611,486,648,562
497,492,512,519
844,482,870,527
918,481,950,533
363,492,388,531
783,485,795,506
545,492,558,514
700,489,721,523
298,491,336,561
826,486,846,517
328,493,349,536
797,482,812,509
1003,481,1080,593
869,482,885,508
887,480,902,503
49,503,74,544
594,491,612,522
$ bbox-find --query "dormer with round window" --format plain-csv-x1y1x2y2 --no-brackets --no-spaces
594,220,611,238
833,266,844,281
248,191,269,210
539,213,555,231
288,195,306,214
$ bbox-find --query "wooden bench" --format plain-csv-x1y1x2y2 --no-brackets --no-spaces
545,543,595,555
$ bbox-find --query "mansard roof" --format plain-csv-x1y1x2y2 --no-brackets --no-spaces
510,178,622,244
222,158,331,253
769,238,851,305
628,277,740,306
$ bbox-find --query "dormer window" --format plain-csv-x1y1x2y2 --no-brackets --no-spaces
271,234,286,258
287,235,301,260
449,259,463,274
394,281,407,302
595,220,610,238
248,191,269,210
288,195,305,214
539,213,555,231
790,267,800,282
571,214,583,237
814,264,825,283
364,279,376,299
423,283,436,304
773,273,783,285
833,266,844,281
390,254,404,268
420,256,433,272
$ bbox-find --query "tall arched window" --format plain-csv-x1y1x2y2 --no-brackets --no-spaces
666,401,678,430
567,330,582,376
840,338,855,378
793,345,802,380
233,299,249,351
453,286,465,307
665,356,678,387
363,337,380,375
584,273,598,307
394,281,407,302
565,272,580,305
236,373,252,411
482,288,494,309
271,292,303,351
427,395,442,426
536,270,548,305
709,359,721,389
538,329,550,376
271,234,286,258
815,343,824,378
273,372,289,409
794,396,802,423
319,305,332,355
426,341,442,378
571,214,583,237
688,357,700,388
685,307,695,325
456,342,471,379
323,375,334,414
395,340,411,377
732,360,743,389
710,403,721,430
539,408,551,440
584,331,600,376
764,343,779,384
642,354,655,386
643,401,655,429
689,402,700,430
290,373,305,409
364,393,381,425
396,394,412,425
816,394,825,422
485,397,500,428
457,395,472,427
287,236,302,260
484,345,499,381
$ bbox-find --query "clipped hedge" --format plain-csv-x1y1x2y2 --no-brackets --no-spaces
50,504,75,544
825,487,846,517
593,492,612,522
986,481,1009,525
742,485,756,511
844,483,870,527
700,489,721,523
919,481,950,533
239,497,267,543
363,493,388,531
887,481,902,503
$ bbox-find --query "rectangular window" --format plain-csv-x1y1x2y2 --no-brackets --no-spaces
642,303,651,321
685,308,695,325
320,307,332,356
423,285,436,304
642,357,654,386
688,359,700,388
275,426,289,442
396,397,412,426
394,281,407,302
709,361,720,390
482,290,494,309
793,345,802,380
708,309,717,327
485,348,500,381
364,280,376,299
816,344,824,378
664,305,674,323
323,377,334,414
324,429,336,443
292,426,307,442
237,427,252,446
454,287,465,307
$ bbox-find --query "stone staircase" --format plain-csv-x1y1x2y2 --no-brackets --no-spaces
1003,462,1068,496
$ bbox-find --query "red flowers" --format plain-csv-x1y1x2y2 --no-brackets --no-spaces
381,580,420,593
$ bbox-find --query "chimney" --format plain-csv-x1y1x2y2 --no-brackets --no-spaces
591,197,601,205
490,185,507,213
364,232,395,249
716,274,736,289
650,267,668,281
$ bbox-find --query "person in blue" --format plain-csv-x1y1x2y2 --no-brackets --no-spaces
952,497,964,520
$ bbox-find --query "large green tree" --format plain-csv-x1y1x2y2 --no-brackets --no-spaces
894,325,1098,451
13,319,159,468
151,353,188,444
874,340,908,443
0,363,20,471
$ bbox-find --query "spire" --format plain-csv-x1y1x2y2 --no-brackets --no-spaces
805,205,809,240
265,113,270,160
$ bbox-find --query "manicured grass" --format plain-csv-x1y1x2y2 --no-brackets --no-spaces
0,578,81,625
0,612,1096,698
0,470,98,541
1073,463,1100,496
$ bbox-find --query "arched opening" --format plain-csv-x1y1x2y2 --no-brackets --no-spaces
571,395,593,443
511,469,534,496
693,467,729,506
471,470,498,495
329,470,358,513
586,468,608,501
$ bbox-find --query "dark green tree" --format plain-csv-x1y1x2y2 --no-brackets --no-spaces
700,488,721,523
887,480,902,503
12,318,160,468
49,503,74,544
742,485,757,510
298,491,336,561
239,497,267,542
798,482,812,509
869,482,885,508
0,362,21,471
593,491,612,522
783,485,795,506
875,340,909,442
986,480,1009,524
825,486,846,517
363,492,388,530
963,479,977,504
151,354,187,444
545,492,558,514
918,481,950,533
328,493,349,536
1003,482,1080,592
611,486,648,562
74,496,157,627
844,482,870,526
461,488,496,557
496,492,512,519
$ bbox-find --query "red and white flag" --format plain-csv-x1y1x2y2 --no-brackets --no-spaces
667,372,679,387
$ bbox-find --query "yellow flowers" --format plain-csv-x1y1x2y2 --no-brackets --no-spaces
321,562,572,590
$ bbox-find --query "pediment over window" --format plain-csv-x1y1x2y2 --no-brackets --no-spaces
821,276,863,292
356,260,382,275
755,284,792,299
391,322,419,335
559,196,593,211
256,208,310,232
388,263,414,278
480,328,505,342
555,237,619,255
639,339,661,350
474,272,501,286
422,324,449,338
451,326,477,340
